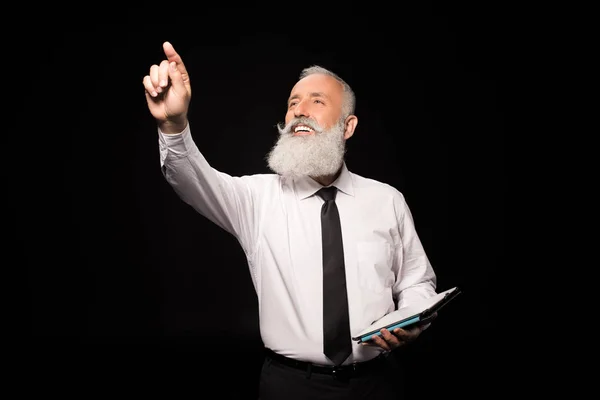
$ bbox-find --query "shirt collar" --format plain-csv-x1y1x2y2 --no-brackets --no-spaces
294,162,355,200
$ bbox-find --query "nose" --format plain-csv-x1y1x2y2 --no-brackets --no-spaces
294,99,310,118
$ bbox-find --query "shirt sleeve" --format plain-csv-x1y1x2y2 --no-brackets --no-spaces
158,124,259,255
390,190,438,309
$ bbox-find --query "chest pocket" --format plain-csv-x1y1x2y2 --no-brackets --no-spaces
356,241,395,293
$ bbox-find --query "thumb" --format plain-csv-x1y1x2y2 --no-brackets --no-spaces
168,61,190,96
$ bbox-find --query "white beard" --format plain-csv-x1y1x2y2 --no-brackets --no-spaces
266,117,346,178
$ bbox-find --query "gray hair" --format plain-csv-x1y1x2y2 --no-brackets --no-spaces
299,65,356,119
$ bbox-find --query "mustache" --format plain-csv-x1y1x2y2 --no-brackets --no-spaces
277,117,323,136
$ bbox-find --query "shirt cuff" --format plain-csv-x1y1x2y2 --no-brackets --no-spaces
158,124,195,157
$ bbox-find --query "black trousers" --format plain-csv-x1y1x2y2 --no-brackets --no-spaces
258,352,405,400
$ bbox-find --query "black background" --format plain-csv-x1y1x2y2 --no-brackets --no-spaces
17,5,505,399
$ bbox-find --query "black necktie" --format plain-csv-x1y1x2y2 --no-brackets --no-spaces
317,186,352,366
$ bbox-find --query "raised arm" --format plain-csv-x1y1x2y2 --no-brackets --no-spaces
142,42,259,253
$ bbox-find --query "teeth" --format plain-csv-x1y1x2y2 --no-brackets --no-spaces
294,125,312,133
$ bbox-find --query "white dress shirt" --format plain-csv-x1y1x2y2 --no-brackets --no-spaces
158,125,437,365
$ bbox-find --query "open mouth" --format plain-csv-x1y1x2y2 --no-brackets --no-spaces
292,124,315,136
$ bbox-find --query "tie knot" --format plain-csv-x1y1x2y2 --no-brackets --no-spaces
317,186,337,202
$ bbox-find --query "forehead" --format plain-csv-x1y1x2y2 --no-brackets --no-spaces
289,73,344,100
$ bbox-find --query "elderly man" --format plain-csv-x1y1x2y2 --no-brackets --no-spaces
142,41,437,400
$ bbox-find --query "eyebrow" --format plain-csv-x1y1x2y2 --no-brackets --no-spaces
288,92,329,104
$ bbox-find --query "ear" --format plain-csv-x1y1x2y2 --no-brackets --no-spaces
343,115,358,140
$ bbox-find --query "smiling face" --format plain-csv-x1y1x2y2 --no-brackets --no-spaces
285,73,345,136
266,69,358,180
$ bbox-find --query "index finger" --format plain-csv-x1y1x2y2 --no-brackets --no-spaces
163,41,188,75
